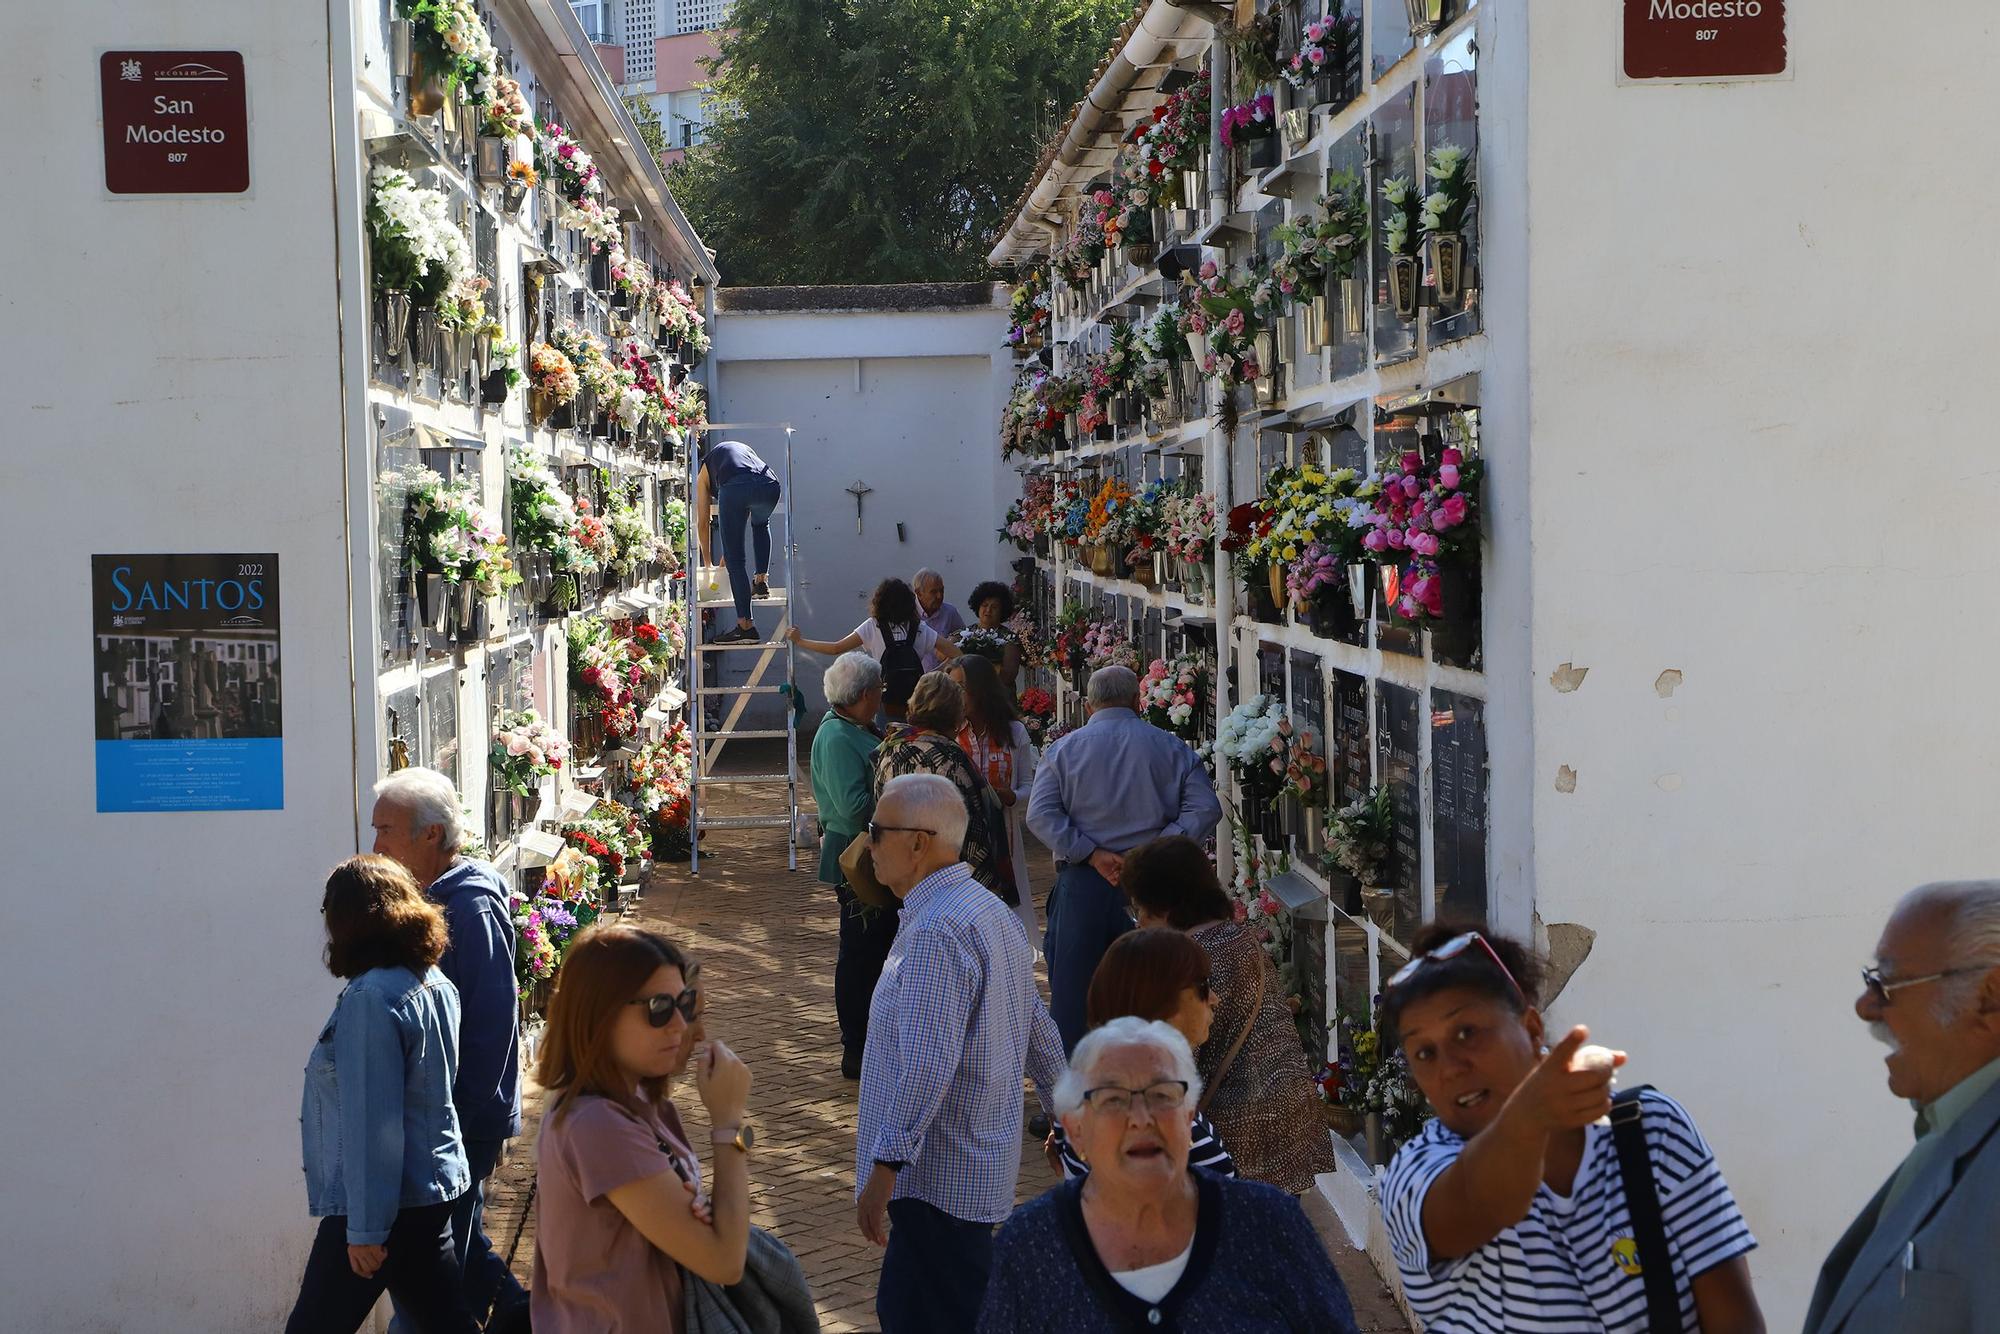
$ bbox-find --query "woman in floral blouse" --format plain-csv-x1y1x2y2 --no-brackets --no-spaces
868,672,1007,903
948,654,1037,945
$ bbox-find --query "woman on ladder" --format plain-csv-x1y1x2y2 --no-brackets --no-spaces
694,438,782,645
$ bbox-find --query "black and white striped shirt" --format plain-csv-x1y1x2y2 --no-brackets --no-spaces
1380,1089,1756,1333
1050,1112,1238,1181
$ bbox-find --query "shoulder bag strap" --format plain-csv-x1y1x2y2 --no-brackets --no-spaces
1609,1086,1681,1332
1197,949,1265,1115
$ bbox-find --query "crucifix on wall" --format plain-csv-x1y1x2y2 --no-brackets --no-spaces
844,480,874,534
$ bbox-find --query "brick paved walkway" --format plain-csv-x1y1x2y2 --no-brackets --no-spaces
487,757,1406,1331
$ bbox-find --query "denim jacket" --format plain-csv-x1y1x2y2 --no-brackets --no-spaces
301,965,470,1244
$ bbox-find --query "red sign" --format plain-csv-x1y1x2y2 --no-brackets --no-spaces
100,51,249,194
1623,0,1787,81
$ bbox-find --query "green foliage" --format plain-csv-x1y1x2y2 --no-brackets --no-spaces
623,94,670,166
672,0,1135,285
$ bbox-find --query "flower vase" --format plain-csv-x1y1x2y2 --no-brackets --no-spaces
1123,241,1156,268
407,49,446,118
501,173,527,217
1429,231,1467,305
528,387,554,427
1326,869,1363,916
1405,0,1448,38
380,289,412,360
413,308,440,371
1424,566,1481,665
1090,544,1117,577
1183,558,1209,603
1360,887,1398,934
1313,291,1335,347
1281,797,1308,842
1187,330,1210,369
1253,330,1277,404
1243,133,1279,176
1299,303,1323,356
1323,1103,1366,1138
1153,551,1167,587
1346,563,1372,621
1365,1111,1390,1167
1340,277,1368,338
1180,167,1203,210
418,573,449,634
1276,314,1296,369
1388,255,1423,321
1108,395,1128,430
389,17,414,80
1280,107,1311,158
476,135,506,181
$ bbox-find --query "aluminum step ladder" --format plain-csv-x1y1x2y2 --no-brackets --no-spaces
687,424,801,873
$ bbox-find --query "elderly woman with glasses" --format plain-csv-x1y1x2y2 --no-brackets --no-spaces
978,1017,1358,1333
1374,923,1765,1334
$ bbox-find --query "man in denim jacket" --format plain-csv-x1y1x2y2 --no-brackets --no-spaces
372,769,526,1329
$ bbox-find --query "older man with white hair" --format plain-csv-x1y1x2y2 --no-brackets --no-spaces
978,1018,1358,1332
369,768,527,1332
1805,880,2000,1333
912,568,965,672
1029,664,1223,1050
856,773,1064,1334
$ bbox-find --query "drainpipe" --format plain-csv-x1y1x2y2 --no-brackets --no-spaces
1207,43,1230,228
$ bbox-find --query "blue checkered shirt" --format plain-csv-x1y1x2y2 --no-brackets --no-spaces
856,862,1065,1224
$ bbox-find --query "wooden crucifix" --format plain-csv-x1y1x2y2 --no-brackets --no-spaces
844,480,874,534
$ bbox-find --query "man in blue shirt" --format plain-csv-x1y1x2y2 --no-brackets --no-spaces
856,773,1064,1334
371,768,527,1331
1027,665,1222,1051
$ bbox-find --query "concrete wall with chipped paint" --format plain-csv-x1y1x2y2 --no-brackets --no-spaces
1521,3,1999,1322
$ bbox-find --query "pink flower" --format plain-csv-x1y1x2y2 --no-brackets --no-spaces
1199,260,1218,280
1309,47,1325,65
1224,308,1246,336
1362,529,1388,552
1400,476,1422,499
1438,463,1461,489
1386,529,1407,550
1409,532,1440,556
1440,448,1463,467
1438,494,1469,528
1233,900,1249,921
1401,451,1422,472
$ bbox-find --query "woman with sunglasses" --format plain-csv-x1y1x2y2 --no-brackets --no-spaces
532,926,755,1332
1046,927,1238,1181
1375,923,1765,1333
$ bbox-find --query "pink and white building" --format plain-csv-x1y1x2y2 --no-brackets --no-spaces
572,0,731,163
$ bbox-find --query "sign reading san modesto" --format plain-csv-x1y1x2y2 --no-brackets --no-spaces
1623,0,1788,83
99,51,249,194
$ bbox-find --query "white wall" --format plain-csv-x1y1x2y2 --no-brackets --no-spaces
712,298,1017,711
1523,3,2000,1322
0,4,355,1329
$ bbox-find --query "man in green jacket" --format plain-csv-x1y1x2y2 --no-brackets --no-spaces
811,651,896,1079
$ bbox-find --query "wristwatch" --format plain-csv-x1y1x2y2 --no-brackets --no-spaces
712,1122,755,1154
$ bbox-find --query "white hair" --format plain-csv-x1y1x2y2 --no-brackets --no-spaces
912,568,943,591
372,768,464,848
824,651,883,707
1901,881,2000,1020
1087,664,1141,708
877,773,968,854
1052,1017,1203,1116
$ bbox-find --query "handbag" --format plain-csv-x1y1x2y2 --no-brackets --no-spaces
1609,1086,1682,1332
1196,946,1266,1116
837,830,896,909
682,1224,822,1334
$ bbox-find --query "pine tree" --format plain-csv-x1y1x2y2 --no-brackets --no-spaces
671,0,1134,285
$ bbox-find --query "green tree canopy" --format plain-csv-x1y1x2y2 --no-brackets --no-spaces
623,93,669,167
671,0,1135,285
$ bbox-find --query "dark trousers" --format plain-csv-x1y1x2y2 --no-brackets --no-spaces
389,1138,526,1331
717,475,780,622
835,883,899,1060
877,1198,994,1334
286,1200,478,1334
1045,861,1134,1052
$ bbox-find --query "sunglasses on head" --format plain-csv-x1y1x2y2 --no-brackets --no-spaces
1384,931,1524,1001
626,987,699,1027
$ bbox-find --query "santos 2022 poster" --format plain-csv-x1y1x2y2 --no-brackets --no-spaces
91,553,283,812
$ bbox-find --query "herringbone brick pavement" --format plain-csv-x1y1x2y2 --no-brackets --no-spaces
486,752,1405,1332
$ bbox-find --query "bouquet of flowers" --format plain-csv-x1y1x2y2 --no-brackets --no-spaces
956,627,1012,665
1007,269,1051,347
402,467,518,594
396,0,502,105
1050,603,1097,675
1327,784,1394,883
367,166,469,305
1080,620,1135,672
1161,487,1216,565
480,72,532,138
527,343,579,404
1084,476,1135,546
1361,446,1481,620
1421,143,1474,237
1138,654,1208,742
1270,173,1370,302
490,708,567,797
1184,260,1266,394
1381,174,1423,258
433,273,491,333
537,120,602,206
1220,92,1277,148
1281,722,1328,805
1018,687,1055,744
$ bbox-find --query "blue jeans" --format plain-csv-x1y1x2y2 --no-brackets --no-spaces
389,1137,525,1332
287,1201,477,1334
1045,862,1134,1052
877,1198,993,1334
718,475,781,622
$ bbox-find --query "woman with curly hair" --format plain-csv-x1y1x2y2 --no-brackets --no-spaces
955,580,1024,692
870,672,1007,903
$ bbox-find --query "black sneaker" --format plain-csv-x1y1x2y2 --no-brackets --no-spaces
713,625,759,644
1027,1112,1051,1139
751,575,771,600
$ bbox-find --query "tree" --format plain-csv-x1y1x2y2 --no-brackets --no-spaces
623,93,670,167
671,0,1134,286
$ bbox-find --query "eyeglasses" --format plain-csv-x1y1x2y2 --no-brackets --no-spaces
626,987,700,1027
1861,964,1988,1006
1082,1080,1191,1118
1385,931,1524,1001
868,822,936,843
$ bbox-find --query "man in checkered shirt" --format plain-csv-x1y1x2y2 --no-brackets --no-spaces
854,773,1065,1333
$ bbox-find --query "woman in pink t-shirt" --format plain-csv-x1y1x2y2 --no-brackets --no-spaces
532,926,755,1332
